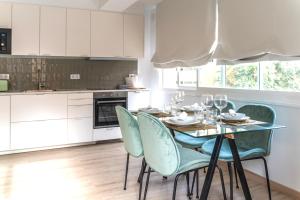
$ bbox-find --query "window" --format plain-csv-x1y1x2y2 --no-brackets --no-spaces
162,60,300,92
198,63,223,87
226,63,259,89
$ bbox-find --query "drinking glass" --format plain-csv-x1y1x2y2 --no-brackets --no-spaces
214,94,228,115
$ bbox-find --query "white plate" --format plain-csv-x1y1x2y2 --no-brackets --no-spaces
221,113,249,121
166,116,200,126
138,108,161,114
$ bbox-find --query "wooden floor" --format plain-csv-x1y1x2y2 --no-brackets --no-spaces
0,142,294,200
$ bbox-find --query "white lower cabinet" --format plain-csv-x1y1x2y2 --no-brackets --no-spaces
68,118,93,143
93,127,122,141
0,96,10,151
11,120,68,150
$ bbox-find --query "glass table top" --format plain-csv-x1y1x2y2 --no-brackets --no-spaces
166,122,285,138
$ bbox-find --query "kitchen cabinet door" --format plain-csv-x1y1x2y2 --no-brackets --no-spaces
127,91,150,110
68,118,93,143
12,3,40,55
11,94,68,122
40,6,66,56
66,8,91,57
93,127,122,141
0,2,12,28
124,14,144,58
0,96,10,151
11,120,68,150
91,11,123,57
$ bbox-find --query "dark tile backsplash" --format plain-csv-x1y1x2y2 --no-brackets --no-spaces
0,57,137,91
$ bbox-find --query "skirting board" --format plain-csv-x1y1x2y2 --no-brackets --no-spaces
245,169,300,199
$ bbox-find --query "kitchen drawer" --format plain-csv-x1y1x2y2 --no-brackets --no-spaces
68,98,93,106
11,94,68,122
93,127,122,141
68,118,93,143
68,93,93,100
68,105,93,118
11,119,68,150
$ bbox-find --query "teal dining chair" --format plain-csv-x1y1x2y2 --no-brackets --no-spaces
201,104,276,200
175,101,236,150
115,106,144,192
137,112,227,200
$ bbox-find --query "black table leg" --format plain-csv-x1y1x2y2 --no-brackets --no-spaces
228,138,252,200
199,134,224,200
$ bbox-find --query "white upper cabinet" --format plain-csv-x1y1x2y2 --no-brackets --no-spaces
0,2,12,28
124,14,144,58
91,11,124,57
40,6,66,56
12,4,40,55
66,9,91,57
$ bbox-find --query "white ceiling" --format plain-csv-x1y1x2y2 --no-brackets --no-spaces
0,0,163,14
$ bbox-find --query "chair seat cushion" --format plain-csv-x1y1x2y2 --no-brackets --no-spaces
177,146,210,174
201,138,267,161
175,132,211,149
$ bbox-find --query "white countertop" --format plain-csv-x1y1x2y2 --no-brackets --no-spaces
0,88,150,96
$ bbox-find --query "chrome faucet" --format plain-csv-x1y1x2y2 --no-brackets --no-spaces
37,68,46,90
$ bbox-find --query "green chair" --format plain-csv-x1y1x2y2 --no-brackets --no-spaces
201,104,276,200
137,112,227,200
175,101,236,150
115,106,144,192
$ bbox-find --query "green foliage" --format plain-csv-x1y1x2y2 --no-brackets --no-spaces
226,64,258,89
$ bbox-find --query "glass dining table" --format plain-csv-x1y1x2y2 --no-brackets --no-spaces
164,121,285,200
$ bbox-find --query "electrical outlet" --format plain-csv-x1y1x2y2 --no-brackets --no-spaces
0,74,9,80
70,74,80,80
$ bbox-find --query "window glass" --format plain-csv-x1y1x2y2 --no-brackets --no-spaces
261,61,300,91
198,63,223,87
162,68,178,88
226,63,259,89
178,67,197,87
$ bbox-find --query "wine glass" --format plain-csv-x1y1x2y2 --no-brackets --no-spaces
201,94,214,110
214,94,228,115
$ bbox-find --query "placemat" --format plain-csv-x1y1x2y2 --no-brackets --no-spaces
163,121,216,132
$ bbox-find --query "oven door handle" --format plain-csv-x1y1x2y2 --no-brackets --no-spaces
96,100,127,104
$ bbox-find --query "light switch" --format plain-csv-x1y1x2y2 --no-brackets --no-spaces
70,74,80,80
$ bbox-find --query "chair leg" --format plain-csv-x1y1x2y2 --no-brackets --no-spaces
186,172,191,199
172,174,181,200
196,170,199,199
261,157,272,200
143,166,152,200
233,163,239,189
217,165,227,200
138,160,147,200
227,162,233,200
124,153,130,190
191,171,197,196
138,158,146,183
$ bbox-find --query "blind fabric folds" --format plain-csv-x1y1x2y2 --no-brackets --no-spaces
153,0,300,68
152,0,216,68
214,0,300,62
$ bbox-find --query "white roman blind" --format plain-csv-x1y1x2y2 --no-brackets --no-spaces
214,0,300,62
152,0,216,68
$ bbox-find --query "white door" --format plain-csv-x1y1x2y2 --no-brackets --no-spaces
11,119,68,150
0,96,10,151
91,11,123,57
12,3,40,55
66,8,91,57
40,6,66,56
124,14,144,58
0,2,12,28
127,91,150,110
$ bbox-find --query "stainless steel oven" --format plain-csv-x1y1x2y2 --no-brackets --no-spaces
93,92,127,128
